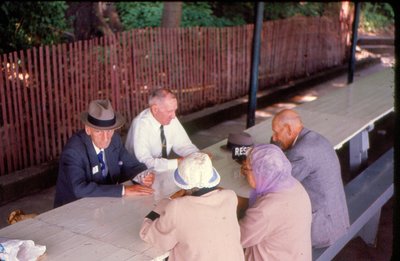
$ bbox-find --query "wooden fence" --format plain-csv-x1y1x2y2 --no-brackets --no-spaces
0,16,351,176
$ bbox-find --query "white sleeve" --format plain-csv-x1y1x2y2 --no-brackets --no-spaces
125,117,178,172
125,120,137,156
139,199,178,252
170,119,199,157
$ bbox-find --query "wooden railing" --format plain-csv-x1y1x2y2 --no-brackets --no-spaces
0,16,351,175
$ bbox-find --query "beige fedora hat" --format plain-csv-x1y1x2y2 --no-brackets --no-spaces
80,99,125,130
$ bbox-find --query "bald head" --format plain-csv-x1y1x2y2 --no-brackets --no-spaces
274,109,303,129
271,109,303,150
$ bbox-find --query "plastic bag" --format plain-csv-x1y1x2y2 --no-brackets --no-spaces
0,238,46,261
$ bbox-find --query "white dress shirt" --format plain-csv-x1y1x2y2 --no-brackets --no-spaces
125,108,198,171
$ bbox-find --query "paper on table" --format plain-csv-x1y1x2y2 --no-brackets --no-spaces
0,238,46,261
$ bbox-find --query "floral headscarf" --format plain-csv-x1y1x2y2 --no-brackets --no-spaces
248,144,297,206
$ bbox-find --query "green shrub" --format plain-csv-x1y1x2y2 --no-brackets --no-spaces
0,1,69,53
181,2,246,27
116,2,245,29
264,2,325,20
116,2,163,29
360,3,394,32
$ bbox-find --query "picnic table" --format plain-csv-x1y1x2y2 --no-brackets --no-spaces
0,68,393,260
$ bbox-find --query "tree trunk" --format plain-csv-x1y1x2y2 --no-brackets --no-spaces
94,2,123,35
161,2,182,28
66,2,123,41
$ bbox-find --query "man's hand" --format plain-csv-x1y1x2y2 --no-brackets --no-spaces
202,151,213,159
237,195,249,219
141,172,155,187
169,189,186,199
177,157,184,165
124,184,154,196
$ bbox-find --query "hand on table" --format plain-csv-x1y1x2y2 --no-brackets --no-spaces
177,157,184,165
170,186,223,199
124,184,154,196
141,172,155,187
204,151,213,159
170,189,186,199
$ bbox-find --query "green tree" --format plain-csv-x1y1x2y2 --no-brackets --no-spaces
0,1,69,54
264,2,325,20
66,2,123,41
182,2,246,27
360,3,394,33
116,2,164,29
116,2,246,29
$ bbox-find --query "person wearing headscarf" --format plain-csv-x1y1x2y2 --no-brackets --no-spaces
239,144,312,261
139,152,245,261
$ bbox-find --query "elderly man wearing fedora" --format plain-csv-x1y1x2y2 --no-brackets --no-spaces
54,99,154,208
140,152,244,261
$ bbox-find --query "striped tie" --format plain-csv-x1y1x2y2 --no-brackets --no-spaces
160,125,167,158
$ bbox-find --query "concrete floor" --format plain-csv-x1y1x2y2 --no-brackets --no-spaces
0,51,394,260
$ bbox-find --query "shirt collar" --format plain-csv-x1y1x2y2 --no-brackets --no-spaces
292,134,299,147
92,142,102,154
146,108,163,128
291,127,303,148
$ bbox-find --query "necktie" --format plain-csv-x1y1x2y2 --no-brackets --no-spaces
160,125,168,158
97,151,107,177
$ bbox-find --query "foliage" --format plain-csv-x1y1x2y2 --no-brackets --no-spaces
116,2,246,29
116,2,328,29
264,2,325,20
211,2,254,23
0,1,69,54
1,2,394,54
115,2,164,28
360,3,394,32
181,2,246,27
116,2,394,33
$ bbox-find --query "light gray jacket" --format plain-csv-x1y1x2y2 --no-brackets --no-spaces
285,128,350,248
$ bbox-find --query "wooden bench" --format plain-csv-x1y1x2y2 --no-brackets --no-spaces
312,148,393,261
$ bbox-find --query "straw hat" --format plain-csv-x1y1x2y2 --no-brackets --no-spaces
173,152,221,190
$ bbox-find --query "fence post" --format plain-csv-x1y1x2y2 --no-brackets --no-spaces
247,1,264,128
347,2,360,84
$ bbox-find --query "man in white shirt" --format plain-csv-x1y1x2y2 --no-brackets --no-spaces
125,88,199,171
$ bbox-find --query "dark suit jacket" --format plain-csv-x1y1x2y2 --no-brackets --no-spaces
54,130,147,207
286,128,350,248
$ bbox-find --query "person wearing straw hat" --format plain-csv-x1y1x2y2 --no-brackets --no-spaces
54,99,154,208
139,152,245,261
239,144,312,261
125,88,199,172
